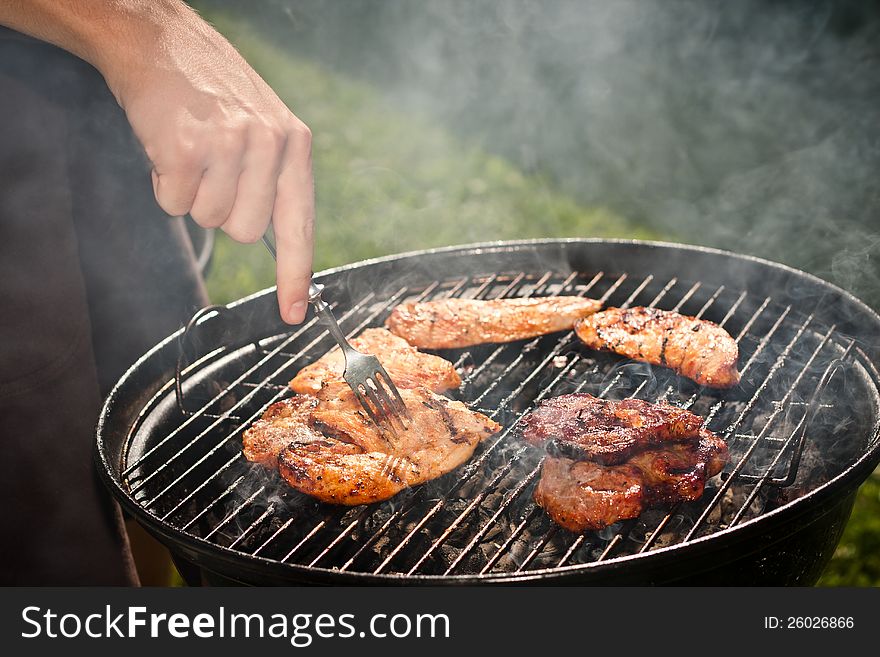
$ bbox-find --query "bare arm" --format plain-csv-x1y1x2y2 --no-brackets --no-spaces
0,0,314,324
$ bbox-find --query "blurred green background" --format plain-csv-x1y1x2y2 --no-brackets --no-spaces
192,3,879,587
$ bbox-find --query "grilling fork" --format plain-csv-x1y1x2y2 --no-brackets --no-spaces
261,234,410,434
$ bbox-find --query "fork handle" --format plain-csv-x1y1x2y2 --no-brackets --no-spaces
261,234,352,352
306,282,358,357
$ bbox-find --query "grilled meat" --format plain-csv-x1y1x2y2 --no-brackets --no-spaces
289,327,461,395
534,458,645,532
522,392,728,532
385,296,602,349
244,386,500,505
626,429,728,504
519,393,703,465
534,430,728,532
574,307,740,388
242,395,319,468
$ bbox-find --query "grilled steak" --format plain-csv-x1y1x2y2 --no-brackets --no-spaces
289,327,461,395
245,386,500,505
534,430,728,532
385,296,602,349
522,392,729,532
519,393,703,465
534,458,645,532
574,307,740,388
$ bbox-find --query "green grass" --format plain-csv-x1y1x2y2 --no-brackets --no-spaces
817,474,880,587
200,12,878,587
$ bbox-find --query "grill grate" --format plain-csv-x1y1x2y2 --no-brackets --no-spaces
119,267,876,579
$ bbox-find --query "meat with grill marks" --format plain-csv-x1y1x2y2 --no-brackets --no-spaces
288,327,461,395
574,307,740,388
243,384,500,505
519,393,729,532
519,393,703,465
534,430,728,532
385,296,602,349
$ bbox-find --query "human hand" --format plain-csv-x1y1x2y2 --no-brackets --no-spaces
101,5,314,324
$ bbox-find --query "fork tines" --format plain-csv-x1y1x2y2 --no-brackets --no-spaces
345,361,410,436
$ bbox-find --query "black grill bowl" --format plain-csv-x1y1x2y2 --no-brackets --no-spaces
96,240,880,585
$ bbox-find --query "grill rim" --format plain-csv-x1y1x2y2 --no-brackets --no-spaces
95,238,880,584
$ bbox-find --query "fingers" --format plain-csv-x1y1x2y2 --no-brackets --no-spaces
188,153,244,230
220,130,284,243
273,125,315,325
152,167,202,217
146,111,314,327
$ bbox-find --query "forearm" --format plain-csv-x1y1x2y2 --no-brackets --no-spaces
0,1,193,94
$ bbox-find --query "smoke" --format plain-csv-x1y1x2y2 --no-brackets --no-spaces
198,0,880,307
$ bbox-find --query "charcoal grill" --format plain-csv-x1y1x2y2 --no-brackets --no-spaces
96,240,880,585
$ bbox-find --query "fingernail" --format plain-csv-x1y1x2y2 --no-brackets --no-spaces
287,300,308,324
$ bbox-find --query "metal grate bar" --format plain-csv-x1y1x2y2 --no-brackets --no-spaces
671,282,701,312
637,507,680,554
515,526,558,571
205,486,266,541
180,475,246,532
306,512,367,568
229,503,276,550
719,290,748,328
443,457,545,575
557,535,586,566
282,517,332,563
407,449,530,575
683,318,830,541
159,453,241,520
737,306,792,378
479,506,543,574
597,534,624,560
727,340,853,526
252,517,296,557
647,277,677,307
620,274,654,308
696,285,725,317
735,297,772,342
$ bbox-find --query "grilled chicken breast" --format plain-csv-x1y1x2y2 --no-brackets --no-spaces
289,327,461,395
385,296,602,349
244,386,500,505
518,393,703,465
242,395,319,468
574,307,740,388
534,430,728,532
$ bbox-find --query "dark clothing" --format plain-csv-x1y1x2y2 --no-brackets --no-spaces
0,29,209,584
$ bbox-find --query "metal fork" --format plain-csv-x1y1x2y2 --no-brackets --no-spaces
261,234,409,433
